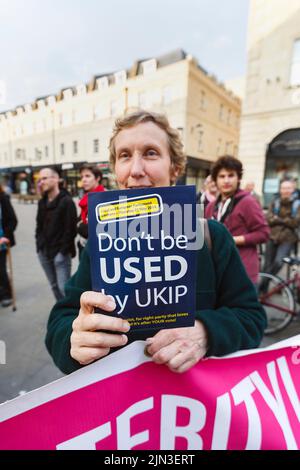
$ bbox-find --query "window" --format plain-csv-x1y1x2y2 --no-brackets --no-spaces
290,39,300,86
35,148,42,161
59,113,63,126
110,100,118,117
200,91,206,110
72,110,77,124
197,128,204,152
60,143,65,156
216,138,222,156
45,145,49,158
93,139,99,153
15,148,22,160
219,104,224,121
73,140,78,154
227,109,231,126
225,141,232,154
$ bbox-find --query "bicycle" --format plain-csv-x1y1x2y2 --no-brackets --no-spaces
258,256,300,335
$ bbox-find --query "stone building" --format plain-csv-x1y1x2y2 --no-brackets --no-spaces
239,0,300,205
0,50,240,194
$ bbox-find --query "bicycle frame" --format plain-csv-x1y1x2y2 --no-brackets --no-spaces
260,275,299,316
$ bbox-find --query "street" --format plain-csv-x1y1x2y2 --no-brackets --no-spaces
0,197,299,404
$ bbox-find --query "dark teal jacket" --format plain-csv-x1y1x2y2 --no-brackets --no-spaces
45,220,267,374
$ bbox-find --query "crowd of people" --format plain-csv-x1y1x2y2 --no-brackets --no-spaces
0,109,299,377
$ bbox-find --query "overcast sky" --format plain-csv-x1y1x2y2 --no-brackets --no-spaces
0,0,249,112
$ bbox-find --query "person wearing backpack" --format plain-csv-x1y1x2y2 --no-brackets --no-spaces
205,156,270,286
263,178,300,279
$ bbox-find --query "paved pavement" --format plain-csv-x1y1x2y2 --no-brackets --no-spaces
0,197,78,404
0,198,299,404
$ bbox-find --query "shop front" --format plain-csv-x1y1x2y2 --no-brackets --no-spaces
264,128,300,206
179,156,212,192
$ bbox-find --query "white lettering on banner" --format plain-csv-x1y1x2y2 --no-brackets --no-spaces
117,397,153,450
56,422,111,450
211,392,231,450
250,361,298,450
231,377,262,450
160,395,206,450
55,355,299,450
277,357,300,421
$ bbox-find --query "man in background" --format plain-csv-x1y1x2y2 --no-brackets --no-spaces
36,167,77,300
262,178,300,282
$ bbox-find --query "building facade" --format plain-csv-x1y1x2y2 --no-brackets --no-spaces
239,0,300,205
0,50,240,194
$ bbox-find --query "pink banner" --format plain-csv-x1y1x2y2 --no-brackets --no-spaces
0,337,300,450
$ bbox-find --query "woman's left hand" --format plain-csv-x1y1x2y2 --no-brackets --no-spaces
0,237,9,245
145,320,208,373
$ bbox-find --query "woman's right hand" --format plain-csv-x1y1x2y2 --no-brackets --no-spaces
70,291,130,365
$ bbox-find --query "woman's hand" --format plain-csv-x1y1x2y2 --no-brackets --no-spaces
233,235,245,246
145,320,208,373
70,291,130,365
0,237,9,245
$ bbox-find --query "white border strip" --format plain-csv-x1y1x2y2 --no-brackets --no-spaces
0,341,151,422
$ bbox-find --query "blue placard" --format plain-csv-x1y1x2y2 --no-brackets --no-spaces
88,185,198,331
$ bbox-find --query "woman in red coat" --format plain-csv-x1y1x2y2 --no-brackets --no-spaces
77,164,105,257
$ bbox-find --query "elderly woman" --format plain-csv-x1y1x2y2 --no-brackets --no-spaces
45,110,266,374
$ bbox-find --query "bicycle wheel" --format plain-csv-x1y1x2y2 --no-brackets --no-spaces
258,272,295,335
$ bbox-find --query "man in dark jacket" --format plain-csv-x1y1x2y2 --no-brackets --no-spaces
205,156,270,285
36,167,77,300
0,187,18,306
263,178,300,278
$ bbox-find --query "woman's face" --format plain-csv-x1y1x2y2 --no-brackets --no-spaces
114,122,178,189
80,169,99,192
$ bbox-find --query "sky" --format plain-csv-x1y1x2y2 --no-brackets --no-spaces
0,0,250,112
